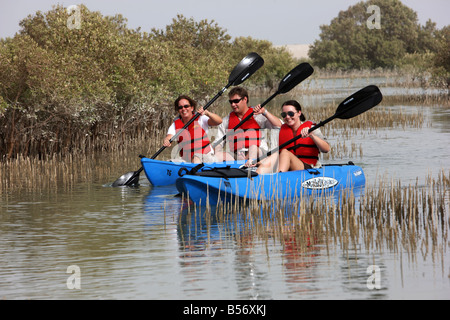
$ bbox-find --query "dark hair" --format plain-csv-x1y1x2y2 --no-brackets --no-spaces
174,95,197,112
282,100,306,121
228,87,249,101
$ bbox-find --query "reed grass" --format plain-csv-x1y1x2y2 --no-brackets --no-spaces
0,131,164,194
178,170,449,272
307,101,425,161
0,86,444,192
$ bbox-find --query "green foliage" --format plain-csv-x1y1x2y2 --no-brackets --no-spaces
148,15,234,98
231,37,296,89
0,96,7,115
151,14,231,51
430,26,450,87
0,5,294,158
309,0,444,70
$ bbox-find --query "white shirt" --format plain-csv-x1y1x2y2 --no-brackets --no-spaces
167,115,210,136
212,112,281,152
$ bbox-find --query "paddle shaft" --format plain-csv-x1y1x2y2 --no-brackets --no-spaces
210,63,314,150
152,86,228,159
253,87,382,164
211,90,278,149
122,87,229,184
252,119,325,164
115,52,264,187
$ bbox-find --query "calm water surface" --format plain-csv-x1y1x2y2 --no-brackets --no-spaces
1,81,449,300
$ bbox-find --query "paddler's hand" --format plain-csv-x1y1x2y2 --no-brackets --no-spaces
197,106,210,117
301,127,314,138
163,137,172,147
198,107,222,126
244,159,256,168
252,104,266,116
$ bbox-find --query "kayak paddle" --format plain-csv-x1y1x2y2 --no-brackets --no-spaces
248,85,383,165
112,52,264,187
211,62,314,149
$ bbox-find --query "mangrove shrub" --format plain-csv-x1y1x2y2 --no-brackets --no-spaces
309,0,445,70
0,5,295,158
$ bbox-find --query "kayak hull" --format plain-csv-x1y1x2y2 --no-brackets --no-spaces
141,158,245,186
175,163,366,205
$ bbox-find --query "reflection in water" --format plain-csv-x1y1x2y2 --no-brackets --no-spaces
144,167,448,299
162,188,367,299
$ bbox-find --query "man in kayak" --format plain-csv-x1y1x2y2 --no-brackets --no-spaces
247,100,330,173
213,87,282,161
163,95,223,163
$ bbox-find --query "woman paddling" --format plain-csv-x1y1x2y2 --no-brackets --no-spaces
248,100,330,173
163,95,223,163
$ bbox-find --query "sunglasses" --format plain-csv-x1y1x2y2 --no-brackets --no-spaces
228,97,244,104
281,111,296,118
178,104,191,110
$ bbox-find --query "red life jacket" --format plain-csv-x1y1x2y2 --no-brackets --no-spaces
279,121,319,166
174,115,211,159
226,108,261,152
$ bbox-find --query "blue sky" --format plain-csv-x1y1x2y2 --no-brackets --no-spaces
0,0,448,45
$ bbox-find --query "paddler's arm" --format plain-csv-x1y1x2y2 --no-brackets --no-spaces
198,107,222,126
163,134,174,147
253,104,282,127
301,127,330,153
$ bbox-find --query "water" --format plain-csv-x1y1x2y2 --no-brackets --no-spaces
1,81,449,300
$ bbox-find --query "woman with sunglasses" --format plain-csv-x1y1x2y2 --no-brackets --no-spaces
249,100,330,173
214,87,282,161
163,95,222,163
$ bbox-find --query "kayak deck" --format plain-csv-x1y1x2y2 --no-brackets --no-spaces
175,162,366,205
141,157,245,186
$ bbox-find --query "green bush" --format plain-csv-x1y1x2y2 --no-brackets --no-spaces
309,0,445,70
0,5,296,158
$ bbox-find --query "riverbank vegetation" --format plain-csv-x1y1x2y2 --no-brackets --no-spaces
0,5,296,159
0,1,448,160
309,0,449,88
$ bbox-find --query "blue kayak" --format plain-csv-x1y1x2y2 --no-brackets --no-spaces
175,162,366,205
141,157,246,186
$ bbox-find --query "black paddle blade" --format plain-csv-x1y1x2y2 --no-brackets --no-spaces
336,85,383,119
228,52,264,86
112,171,140,187
278,62,314,94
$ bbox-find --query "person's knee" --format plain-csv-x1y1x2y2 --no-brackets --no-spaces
279,149,290,158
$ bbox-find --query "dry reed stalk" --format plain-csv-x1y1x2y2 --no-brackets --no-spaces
1,96,437,191
178,169,448,271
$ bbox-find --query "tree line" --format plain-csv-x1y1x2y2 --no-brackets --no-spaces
309,0,449,87
0,1,448,159
0,5,296,158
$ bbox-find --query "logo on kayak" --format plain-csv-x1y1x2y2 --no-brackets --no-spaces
302,177,338,189
353,170,362,177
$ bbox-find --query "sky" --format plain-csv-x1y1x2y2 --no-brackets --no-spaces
0,0,448,45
